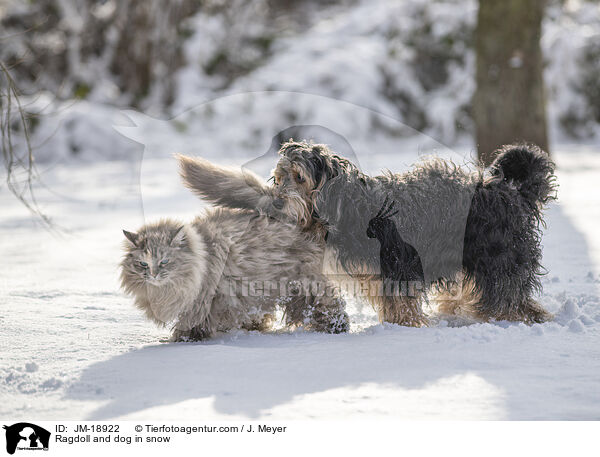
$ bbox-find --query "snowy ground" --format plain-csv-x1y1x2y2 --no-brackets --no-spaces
1,142,599,421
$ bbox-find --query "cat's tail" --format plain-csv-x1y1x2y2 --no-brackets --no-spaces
177,154,278,213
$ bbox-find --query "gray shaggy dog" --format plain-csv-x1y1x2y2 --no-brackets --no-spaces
178,142,557,326
120,209,349,341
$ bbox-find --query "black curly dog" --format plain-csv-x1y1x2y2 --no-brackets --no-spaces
314,144,557,324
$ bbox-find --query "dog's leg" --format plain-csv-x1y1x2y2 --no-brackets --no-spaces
478,295,553,324
432,275,488,321
282,277,349,333
469,266,553,324
305,294,350,334
373,292,429,327
517,299,554,324
285,295,350,334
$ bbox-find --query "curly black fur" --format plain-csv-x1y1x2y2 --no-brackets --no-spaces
315,143,557,322
279,141,360,184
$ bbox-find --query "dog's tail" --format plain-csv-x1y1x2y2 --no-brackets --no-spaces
177,154,277,212
488,143,557,206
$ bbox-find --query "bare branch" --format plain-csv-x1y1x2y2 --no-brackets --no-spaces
1,60,53,228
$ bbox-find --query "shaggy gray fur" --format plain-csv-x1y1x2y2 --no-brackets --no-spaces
120,210,349,340
309,142,557,323
178,141,557,325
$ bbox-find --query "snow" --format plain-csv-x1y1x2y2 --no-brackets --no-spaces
1,143,599,420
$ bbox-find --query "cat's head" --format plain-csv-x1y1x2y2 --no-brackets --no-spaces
120,219,196,287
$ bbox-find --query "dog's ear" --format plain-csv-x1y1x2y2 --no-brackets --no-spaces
123,230,139,247
325,153,357,181
169,225,186,246
308,145,342,189
309,154,327,189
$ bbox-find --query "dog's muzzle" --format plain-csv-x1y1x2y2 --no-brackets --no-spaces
274,190,312,229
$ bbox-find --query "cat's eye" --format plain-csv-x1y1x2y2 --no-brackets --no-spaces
139,261,148,268
160,259,169,265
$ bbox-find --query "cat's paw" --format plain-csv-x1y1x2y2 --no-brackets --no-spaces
171,326,212,342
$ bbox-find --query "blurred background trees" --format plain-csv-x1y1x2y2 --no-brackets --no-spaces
474,0,548,165
1,0,599,187
0,0,201,109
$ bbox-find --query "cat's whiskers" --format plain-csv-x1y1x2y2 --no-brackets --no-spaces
120,221,207,327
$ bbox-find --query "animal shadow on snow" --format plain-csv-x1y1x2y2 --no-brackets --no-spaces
66,330,485,420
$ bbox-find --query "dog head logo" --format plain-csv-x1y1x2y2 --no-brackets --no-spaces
3,423,50,454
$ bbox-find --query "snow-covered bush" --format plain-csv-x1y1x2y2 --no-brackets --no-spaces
559,35,600,138
0,0,200,110
543,0,600,141
2,0,600,165
379,0,476,142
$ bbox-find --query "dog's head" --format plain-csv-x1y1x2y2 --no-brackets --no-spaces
271,140,359,230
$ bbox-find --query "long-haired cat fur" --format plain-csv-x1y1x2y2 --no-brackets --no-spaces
120,210,349,341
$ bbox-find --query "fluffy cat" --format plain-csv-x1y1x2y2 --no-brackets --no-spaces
120,209,349,340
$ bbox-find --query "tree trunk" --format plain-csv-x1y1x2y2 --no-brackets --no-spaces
473,0,549,166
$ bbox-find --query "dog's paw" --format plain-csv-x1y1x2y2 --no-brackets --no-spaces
325,311,350,334
313,309,350,334
522,300,554,324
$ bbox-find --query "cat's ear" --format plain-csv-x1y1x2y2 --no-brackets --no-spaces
169,226,186,246
123,230,139,247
